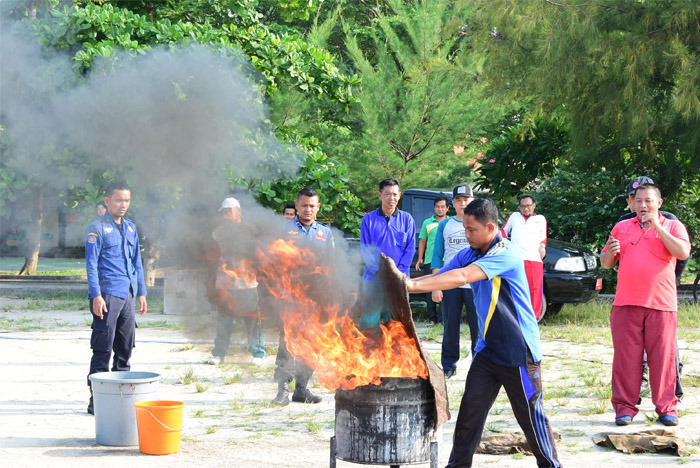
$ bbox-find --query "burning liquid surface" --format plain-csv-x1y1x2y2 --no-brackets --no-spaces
221,238,428,390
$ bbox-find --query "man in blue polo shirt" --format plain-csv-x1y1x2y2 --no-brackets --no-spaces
272,187,333,406
405,198,560,468
359,178,415,328
360,178,415,279
85,181,147,415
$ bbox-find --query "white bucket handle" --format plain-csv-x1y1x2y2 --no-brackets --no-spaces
146,409,181,433
119,383,135,398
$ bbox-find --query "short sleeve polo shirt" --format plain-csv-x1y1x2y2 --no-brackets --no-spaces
604,215,690,311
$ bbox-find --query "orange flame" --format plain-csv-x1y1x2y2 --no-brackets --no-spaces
255,239,428,390
221,259,257,289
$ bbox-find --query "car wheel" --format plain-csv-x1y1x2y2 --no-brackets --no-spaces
547,302,564,315
538,290,546,322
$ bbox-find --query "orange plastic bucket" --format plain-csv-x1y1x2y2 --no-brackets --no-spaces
134,400,184,455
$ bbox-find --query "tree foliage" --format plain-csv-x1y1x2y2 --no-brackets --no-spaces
341,0,493,193
469,0,700,196
35,1,359,103
474,114,568,204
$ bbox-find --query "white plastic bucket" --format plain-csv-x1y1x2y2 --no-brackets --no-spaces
89,371,160,446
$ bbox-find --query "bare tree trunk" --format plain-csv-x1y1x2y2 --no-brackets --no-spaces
18,184,43,275
142,238,159,287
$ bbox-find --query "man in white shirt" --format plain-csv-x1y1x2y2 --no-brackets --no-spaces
502,195,547,319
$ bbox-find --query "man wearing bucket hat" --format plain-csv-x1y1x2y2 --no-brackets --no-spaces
205,197,266,366
85,181,147,415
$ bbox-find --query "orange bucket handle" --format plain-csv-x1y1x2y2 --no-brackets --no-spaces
146,409,181,433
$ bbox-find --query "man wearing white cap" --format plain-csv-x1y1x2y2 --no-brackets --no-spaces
205,197,266,365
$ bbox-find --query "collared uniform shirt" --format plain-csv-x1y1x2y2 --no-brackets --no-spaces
440,233,542,367
360,208,415,280
502,212,547,262
603,214,690,311
418,215,442,264
285,217,334,250
85,213,147,300
432,217,471,289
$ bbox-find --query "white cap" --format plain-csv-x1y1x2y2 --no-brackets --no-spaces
218,197,240,211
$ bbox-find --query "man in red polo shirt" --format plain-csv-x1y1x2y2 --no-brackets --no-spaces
601,183,691,427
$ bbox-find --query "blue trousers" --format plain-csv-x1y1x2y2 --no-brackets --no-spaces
213,314,265,358
88,292,135,386
441,287,478,373
422,263,441,323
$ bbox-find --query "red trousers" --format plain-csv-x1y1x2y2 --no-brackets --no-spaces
610,305,677,418
523,260,544,319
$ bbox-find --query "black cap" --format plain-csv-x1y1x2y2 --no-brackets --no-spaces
626,176,654,195
452,184,474,198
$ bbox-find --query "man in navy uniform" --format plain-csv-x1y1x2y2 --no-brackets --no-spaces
405,199,560,468
271,187,333,406
85,181,147,414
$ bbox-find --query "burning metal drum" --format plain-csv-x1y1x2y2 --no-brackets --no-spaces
331,377,437,467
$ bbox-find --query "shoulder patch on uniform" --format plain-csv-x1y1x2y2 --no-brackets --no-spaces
87,235,96,244
87,232,98,237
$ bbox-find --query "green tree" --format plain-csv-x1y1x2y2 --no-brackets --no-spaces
341,0,494,196
474,113,569,204
469,0,700,199
1,0,361,274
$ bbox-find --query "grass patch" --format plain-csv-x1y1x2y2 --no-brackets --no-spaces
180,366,195,385
306,421,320,433
196,383,209,393
206,425,220,434
419,323,444,342
561,428,586,438
224,374,243,385
580,400,608,415
138,319,184,331
543,300,700,328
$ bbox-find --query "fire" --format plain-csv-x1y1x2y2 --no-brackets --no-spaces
254,239,428,390
220,259,257,289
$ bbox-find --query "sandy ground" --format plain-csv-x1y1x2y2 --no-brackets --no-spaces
1,297,699,468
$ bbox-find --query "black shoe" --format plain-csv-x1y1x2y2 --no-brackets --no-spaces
272,381,290,406
87,396,94,415
292,386,322,404
444,370,456,379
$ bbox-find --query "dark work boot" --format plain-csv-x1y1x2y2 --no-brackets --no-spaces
292,385,322,404
272,381,290,406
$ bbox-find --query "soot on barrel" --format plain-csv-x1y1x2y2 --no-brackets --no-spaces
333,377,436,466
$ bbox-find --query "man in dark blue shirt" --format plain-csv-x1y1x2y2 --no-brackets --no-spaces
406,199,560,468
85,182,147,414
272,187,334,406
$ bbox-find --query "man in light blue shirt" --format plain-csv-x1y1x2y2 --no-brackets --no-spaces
406,198,560,468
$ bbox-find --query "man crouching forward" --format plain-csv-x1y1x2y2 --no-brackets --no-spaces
404,198,561,468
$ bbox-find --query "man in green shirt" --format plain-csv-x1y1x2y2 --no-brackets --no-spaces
415,195,449,325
